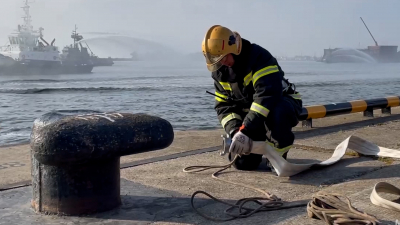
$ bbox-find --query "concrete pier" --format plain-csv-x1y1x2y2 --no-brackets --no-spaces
0,108,400,224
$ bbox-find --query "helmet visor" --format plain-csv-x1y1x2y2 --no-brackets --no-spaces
204,52,226,72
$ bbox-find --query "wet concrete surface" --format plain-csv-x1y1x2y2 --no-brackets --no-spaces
2,167,399,224
0,179,216,225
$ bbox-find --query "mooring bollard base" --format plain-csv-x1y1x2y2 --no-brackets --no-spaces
302,118,313,128
381,107,391,115
31,156,121,215
363,107,374,117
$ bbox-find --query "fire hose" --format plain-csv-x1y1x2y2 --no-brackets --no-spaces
183,135,400,223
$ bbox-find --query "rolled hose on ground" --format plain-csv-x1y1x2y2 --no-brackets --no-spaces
307,192,379,224
183,135,400,223
370,182,400,212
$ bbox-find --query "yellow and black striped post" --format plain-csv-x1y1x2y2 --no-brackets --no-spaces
299,96,400,127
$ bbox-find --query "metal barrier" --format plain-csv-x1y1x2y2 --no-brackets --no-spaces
299,96,400,127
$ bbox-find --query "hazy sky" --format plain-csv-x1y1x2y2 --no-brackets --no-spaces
1,0,400,57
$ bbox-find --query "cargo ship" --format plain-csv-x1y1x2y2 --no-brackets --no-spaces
320,17,400,63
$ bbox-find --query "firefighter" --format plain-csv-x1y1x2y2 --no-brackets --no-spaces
201,25,303,171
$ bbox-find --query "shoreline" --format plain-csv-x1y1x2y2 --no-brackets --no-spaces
3,106,400,149
0,125,223,148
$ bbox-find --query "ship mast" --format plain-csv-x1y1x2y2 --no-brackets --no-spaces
21,0,33,32
73,25,77,48
71,25,83,49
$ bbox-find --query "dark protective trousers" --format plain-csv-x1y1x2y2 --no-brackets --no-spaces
229,96,303,171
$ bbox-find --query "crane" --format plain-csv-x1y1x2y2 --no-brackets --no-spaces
360,17,378,46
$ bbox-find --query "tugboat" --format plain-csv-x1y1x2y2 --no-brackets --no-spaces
0,0,93,75
60,25,95,72
61,26,114,67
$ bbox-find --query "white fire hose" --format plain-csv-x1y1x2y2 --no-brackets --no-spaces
184,135,400,223
221,134,400,177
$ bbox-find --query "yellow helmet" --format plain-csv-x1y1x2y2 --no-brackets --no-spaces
201,25,242,72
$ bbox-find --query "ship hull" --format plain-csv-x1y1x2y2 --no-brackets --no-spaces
92,57,114,67
0,60,94,75
60,64,94,74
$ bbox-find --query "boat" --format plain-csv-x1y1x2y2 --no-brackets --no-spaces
60,25,97,70
62,26,114,67
0,0,93,75
90,55,114,66
111,52,139,61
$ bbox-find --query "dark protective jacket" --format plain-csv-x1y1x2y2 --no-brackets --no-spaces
211,38,302,139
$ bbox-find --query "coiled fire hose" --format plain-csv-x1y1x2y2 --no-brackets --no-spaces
183,135,400,223
307,192,379,224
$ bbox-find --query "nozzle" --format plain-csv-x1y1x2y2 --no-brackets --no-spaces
220,134,232,156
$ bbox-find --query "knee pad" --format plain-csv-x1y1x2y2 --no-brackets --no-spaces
266,141,292,157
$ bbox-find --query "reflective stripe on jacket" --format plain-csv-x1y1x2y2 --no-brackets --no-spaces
211,38,302,138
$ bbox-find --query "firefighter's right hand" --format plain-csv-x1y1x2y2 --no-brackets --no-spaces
229,131,253,155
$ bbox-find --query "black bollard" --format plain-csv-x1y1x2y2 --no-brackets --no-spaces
30,112,174,215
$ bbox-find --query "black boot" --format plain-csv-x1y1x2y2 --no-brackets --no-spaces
282,151,288,160
229,153,262,171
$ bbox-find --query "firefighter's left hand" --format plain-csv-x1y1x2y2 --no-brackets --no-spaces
229,131,253,155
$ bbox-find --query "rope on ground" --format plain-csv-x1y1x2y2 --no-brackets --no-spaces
183,154,305,221
307,191,380,225
183,154,381,224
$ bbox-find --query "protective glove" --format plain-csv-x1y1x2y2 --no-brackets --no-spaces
229,131,253,155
